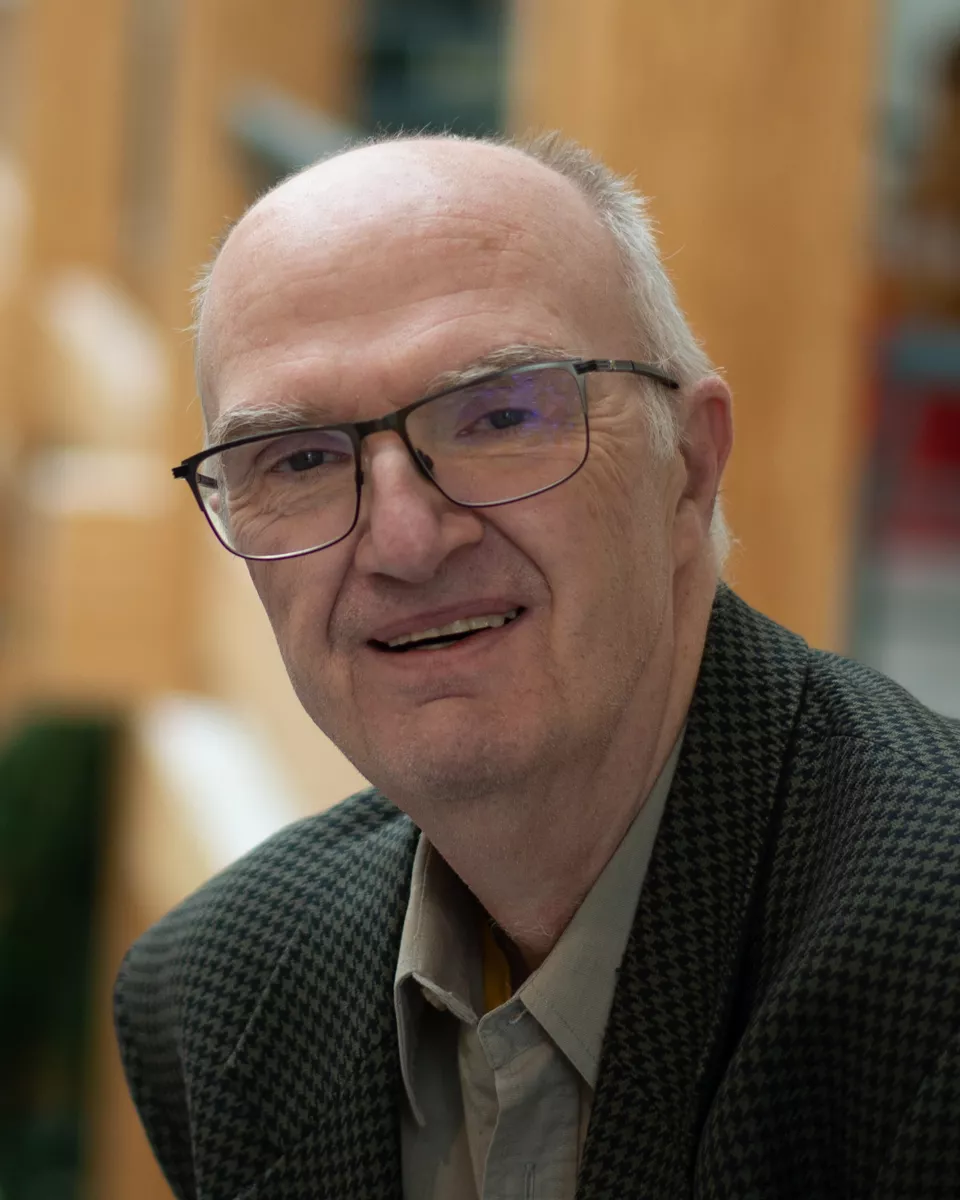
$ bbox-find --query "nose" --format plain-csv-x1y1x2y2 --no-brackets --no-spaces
352,432,484,582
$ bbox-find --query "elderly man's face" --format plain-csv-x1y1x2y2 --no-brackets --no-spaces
201,142,695,804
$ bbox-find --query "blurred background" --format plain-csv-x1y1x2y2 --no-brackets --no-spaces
0,0,957,1195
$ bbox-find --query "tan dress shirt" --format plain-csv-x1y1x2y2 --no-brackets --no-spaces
394,735,683,1199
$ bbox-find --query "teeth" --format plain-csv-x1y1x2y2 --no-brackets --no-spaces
387,609,519,649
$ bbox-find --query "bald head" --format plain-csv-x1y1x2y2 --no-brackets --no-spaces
196,136,626,410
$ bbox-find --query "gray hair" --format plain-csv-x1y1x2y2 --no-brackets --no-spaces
194,130,732,565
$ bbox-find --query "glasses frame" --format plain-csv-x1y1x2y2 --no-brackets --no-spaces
172,357,680,562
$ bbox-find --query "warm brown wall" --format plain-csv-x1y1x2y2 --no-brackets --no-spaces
511,1,877,649
19,0,129,274
158,0,358,453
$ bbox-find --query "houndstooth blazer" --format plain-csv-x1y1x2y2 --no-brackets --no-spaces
115,586,960,1199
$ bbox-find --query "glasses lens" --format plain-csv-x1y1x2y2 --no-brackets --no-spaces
407,365,587,505
196,428,357,558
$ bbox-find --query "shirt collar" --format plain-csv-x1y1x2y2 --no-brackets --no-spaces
520,731,684,1087
394,835,481,1125
393,729,685,1120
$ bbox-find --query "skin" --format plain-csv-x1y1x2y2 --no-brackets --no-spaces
199,138,733,971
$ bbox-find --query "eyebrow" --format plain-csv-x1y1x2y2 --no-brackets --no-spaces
422,342,573,394
206,399,334,447
205,342,574,448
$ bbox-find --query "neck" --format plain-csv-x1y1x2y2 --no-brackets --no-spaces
416,568,717,975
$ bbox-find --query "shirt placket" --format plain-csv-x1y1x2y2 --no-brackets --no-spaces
464,996,581,1200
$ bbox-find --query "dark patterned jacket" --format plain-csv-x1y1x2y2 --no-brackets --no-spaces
115,587,960,1199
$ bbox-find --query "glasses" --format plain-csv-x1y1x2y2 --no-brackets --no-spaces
173,358,679,561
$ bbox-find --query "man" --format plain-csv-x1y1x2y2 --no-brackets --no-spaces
115,134,960,1199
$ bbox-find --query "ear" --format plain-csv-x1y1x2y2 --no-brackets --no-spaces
671,375,734,570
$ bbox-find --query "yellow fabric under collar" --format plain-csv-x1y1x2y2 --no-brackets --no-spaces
482,920,514,1013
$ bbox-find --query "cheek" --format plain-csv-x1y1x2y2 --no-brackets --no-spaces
247,558,338,663
571,467,674,647
497,474,668,645
248,560,293,633
577,444,671,571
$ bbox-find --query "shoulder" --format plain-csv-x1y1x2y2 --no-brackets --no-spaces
777,629,960,866
790,647,960,840
114,789,416,1196
119,784,411,985
711,583,960,796
804,645,960,769
758,640,960,994
114,787,415,1074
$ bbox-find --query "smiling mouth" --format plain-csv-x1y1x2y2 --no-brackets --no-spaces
371,608,524,653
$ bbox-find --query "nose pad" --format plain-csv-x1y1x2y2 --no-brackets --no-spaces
415,448,435,474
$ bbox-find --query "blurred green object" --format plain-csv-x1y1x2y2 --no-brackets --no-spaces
227,0,505,193
0,716,115,1200
228,86,359,191
363,0,504,135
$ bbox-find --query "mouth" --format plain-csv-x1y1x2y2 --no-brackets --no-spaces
369,607,524,654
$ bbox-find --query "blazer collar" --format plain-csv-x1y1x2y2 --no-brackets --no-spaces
577,585,809,1198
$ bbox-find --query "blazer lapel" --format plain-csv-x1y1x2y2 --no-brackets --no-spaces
218,800,419,1200
578,587,809,1199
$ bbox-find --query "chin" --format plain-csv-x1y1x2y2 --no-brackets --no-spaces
303,682,576,809
356,719,544,808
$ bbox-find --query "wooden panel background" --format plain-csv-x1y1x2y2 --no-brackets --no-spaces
19,0,129,274
511,0,878,649
157,0,358,450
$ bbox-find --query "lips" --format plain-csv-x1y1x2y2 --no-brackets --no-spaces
367,604,525,652
382,609,521,652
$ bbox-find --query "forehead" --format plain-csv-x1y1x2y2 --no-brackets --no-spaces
200,141,633,424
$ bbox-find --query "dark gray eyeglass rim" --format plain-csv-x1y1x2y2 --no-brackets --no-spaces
172,357,681,562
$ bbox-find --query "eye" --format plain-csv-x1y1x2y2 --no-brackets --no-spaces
482,408,534,431
455,400,544,438
273,447,346,473
251,431,354,475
